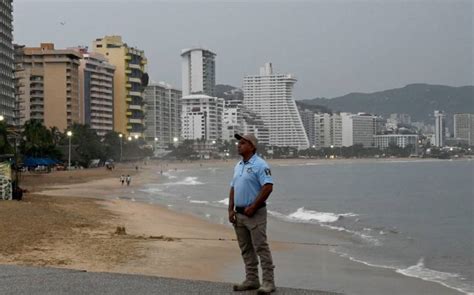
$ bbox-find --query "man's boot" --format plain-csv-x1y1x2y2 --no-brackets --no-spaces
257,281,276,294
232,279,260,291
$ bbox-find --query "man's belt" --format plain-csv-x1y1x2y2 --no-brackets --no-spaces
235,202,266,214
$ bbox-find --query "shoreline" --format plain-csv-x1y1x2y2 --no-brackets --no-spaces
1,161,468,294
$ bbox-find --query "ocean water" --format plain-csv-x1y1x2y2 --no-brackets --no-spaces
135,159,473,294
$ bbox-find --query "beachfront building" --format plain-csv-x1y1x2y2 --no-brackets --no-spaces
15,43,81,130
0,1,14,124
222,102,269,146
93,36,147,138
341,112,377,148
181,94,224,141
453,113,474,146
222,105,242,142
434,110,445,147
240,107,270,146
300,109,316,147
76,48,115,136
181,48,216,97
313,113,332,149
243,63,309,149
374,134,419,149
144,82,182,146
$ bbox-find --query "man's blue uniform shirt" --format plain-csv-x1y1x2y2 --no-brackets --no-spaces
230,154,273,207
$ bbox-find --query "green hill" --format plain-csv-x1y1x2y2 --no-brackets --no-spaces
300,84,473,123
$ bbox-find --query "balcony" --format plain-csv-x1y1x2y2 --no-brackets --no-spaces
128,63,141,70
128,104,142,111
129,118,143,124
129,91,141,97
129,77,141,84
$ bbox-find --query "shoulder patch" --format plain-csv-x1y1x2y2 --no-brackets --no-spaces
264,168,271,176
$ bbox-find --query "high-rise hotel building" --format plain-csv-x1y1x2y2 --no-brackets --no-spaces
77,48,115,136
181,48,216,97
15,43,81,130
243,63,309,149
434,110,445,147
144,82,182,146
93,36,147,138
0,1,15,123
454,113,474,146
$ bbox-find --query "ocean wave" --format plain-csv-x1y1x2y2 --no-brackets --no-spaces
322,224,381,246
397,258,473,294
139,187,162,194
287,207,358,223
161,172,177,179
332,250,473,295
161,177,203,186
217,198,229,206
189,200,209,204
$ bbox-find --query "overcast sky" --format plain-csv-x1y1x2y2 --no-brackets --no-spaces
13,0,473,99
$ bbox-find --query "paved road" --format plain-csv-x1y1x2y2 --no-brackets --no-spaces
0,265,343,294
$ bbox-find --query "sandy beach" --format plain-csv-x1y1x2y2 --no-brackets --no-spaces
0,159,466,294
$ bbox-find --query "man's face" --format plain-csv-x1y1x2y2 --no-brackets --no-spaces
237,138,254,156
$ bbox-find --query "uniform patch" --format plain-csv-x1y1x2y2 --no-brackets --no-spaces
247,167,253,173
264,168,271,176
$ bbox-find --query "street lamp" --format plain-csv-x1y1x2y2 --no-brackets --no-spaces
154,137,158,151
0,115,4,122
118,134,123,161
127,136,132,141
66,131,73,169
134,135,139,140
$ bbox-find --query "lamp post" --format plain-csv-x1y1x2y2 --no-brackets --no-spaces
67,131,73,169
154,137,158,152
119,134,123,161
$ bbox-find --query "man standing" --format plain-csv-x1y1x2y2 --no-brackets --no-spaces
228,133,276,294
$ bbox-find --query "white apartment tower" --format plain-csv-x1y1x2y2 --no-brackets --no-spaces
243,63,309,149
181,94,224,141
434,110,445,147
181,48,216,97
144,82,182,146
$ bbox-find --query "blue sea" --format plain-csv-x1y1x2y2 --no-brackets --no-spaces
130,159,473,294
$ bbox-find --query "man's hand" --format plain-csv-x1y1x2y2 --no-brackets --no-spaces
228,210,236,224
244,205,257,217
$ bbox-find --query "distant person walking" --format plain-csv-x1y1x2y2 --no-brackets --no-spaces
120,175,125,186
228,134,275,294
126,175,131,186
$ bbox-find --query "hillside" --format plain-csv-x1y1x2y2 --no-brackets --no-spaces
300,84,473,123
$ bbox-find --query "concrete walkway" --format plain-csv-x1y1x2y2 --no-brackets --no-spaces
0,265,343,294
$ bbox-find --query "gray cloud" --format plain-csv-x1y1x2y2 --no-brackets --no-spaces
13,0,473,99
